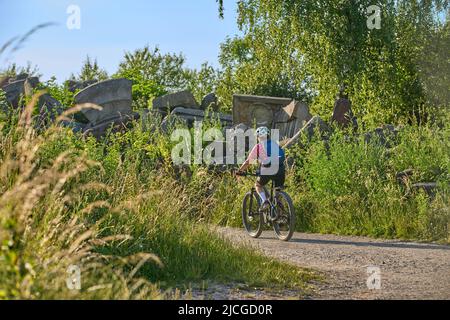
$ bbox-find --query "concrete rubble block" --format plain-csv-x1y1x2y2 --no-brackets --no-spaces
15,73,29,81
37,93,65,120
232,94,292,129
153,90,199,114
275,101,313,139
160,107,232,133
2,79,27,108
23,77,40,96
232,123,250,132
60,120,87,134
171,107,232,125
82,112,140,139
200,92,219,111
66,79,98,93
283,116,331,149
364,124,400,147
74,78,133,125
0,76,12,88
161,115,188,133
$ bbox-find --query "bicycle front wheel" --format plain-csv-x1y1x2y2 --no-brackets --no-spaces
273,191,296,241
242,191,263,238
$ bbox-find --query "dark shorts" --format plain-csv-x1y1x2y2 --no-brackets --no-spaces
256,165,286,188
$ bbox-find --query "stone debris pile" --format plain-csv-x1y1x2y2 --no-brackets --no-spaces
1,73,64,126
152,90,232,132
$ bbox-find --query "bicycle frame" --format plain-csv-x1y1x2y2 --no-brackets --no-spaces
238,172,280,223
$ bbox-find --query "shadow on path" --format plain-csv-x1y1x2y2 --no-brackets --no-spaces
258,235,450,251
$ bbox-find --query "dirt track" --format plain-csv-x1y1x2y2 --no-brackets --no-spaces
217,227,450,300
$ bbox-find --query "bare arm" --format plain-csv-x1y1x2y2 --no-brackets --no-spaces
238,160,250,173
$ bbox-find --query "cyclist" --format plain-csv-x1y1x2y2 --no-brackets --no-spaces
236,126,286,211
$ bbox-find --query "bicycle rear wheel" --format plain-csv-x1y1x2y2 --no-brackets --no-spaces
242,191,263,238
273,191,296,241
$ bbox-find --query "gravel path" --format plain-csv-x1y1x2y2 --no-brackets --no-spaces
217,227,450,300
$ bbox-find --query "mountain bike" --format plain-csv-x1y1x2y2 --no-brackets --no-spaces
235,172,296,241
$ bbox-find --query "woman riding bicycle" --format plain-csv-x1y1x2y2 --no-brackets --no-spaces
236,126,286,210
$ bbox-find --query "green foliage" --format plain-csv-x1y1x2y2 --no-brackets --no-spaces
186,62,219,104
37,77,75,107
217,0,449,125
285,124,449,241
115,46,189,107
0,62,41,79
73,55,108,82
0,110,315,299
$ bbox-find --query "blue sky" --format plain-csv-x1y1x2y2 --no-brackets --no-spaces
0,0,240,82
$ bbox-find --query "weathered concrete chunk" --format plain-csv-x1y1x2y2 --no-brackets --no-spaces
153,90,199,113
232,94,311,140
233,94,291,129
284,116,331,148
171,107,232,122
2,79,27,108
74,78,133,125
200,92,218,111
364,124,400,147
232,123,250,132
2,76,46,110
160,107,232,133
66,79,98,93
15,73,29,81
82,112,140,139
275,101,313,139
37,93,64,117
24,77,40,96
60,120,87,134
0,76,12,88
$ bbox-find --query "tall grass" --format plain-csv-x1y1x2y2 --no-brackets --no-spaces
206,123,449,243
0,94,316,299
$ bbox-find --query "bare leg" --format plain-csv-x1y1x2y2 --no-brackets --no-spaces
255,182,267,202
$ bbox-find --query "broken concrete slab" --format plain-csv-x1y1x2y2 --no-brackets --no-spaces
82,112,140,139
364,124,400,147
233,94,292,129
66,79,98,93
275,101,313,139
60,120,87,134
200,92,218,111
74,78,133,125
160,107,232,133
171,107,232,123
0,76,12,89
161,115,189,133
283,116,331,148
2,79,27,108
153,90,199,114
23,77,40,96
36,93,65,121
232,94,311,140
